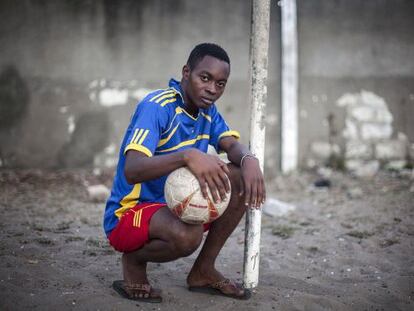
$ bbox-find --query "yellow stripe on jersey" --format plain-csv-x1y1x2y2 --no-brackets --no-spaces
157,134,210,153
155,92,176,103
124,144,153,157
130,129,139,144
149,89,175,102
160,98,177,107
157,123,180,147
115,184,142,218
133,129,144,144
138,129,149,145
161,107,183,135
201,112,211,122
218,130,240,140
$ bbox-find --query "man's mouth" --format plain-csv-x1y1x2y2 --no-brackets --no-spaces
201,97,214,105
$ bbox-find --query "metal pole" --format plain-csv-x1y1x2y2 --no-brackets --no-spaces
243,0,271,289
281,0,298,173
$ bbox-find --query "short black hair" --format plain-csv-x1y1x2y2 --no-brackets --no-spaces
187,43,230,70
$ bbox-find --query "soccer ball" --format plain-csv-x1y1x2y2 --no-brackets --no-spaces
164,167,231,224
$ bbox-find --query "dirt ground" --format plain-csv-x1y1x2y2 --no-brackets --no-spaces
0,168,413,311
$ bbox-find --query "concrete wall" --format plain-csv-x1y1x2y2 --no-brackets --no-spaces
0,0,268,169
298,0,414,172
0,0,412,176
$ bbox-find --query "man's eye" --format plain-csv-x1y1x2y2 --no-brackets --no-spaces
200,76,209,82
217,82,226,88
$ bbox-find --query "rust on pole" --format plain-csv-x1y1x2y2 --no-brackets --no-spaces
243,0,271,289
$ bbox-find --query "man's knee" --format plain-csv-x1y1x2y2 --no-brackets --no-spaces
227,163,242,194
172,224,203,257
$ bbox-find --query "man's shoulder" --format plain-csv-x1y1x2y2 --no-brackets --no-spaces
132,88,180,126
140,87,179,107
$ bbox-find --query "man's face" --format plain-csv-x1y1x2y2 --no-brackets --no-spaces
182,55,230,110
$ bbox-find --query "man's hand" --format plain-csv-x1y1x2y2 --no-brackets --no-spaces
240,155,266,209
183,148,230,203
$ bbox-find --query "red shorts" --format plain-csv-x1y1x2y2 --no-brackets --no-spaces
108,202,211,253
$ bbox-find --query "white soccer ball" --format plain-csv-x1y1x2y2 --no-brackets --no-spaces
164,167,231,224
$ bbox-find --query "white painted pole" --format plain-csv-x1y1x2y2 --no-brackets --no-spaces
281,0,299,173
243,0,271,289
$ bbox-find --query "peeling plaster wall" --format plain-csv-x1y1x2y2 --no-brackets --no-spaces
298,0,414,170
0,0,413,174
0,0,269,169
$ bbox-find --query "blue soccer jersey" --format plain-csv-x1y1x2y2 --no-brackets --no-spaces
103,79,240,236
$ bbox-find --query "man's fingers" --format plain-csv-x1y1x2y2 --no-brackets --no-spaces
257,179,264,209
212,173,227,201
239,173,245,196
244,179,251,208
198,177,209,200
250,180,258,209
261,178,266,204
205,175,220,203
220,162,230,175
218,171,231,194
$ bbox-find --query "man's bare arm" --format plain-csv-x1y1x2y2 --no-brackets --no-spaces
124,150,189,184
219,136,266,208
124,148,230,203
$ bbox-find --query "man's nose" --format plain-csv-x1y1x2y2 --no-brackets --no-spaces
205,82,217,95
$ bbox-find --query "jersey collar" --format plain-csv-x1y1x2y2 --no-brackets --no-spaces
168,78,209,119
168,78,184,100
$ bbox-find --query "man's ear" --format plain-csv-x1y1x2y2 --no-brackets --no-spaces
182,64,190,80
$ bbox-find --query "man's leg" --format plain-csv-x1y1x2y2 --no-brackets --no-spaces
122,207,204,291
187,163,247,296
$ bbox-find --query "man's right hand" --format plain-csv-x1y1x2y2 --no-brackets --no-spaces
183,148,230,203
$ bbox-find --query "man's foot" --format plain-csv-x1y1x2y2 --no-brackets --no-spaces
112,280,162,303
188,279,251,300
187,267,250,299
122,254,149,283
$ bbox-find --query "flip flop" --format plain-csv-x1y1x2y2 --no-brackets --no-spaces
188,279,251,300
112,280,162,303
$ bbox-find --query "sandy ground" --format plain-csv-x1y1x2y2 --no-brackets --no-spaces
0,168,413,311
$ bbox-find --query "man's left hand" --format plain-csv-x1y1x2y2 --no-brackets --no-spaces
240,156,266,209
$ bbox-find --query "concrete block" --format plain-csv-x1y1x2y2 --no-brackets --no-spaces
336,93,358,107
375,109,393,123
345,140,372,159
310,141,340,159
263,198,296,217
87,184,110,202
385,160,406,171
99,88,128,107
361,123,392,140
360,90,387,109
350,105,375,122
375,140,407,160
346,160,379,177
343,119,359,140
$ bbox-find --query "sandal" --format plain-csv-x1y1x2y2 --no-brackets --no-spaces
112,280,162,303
189,278,251,300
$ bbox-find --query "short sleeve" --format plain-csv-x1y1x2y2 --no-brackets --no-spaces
209,105,240,153
124,100,168,157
